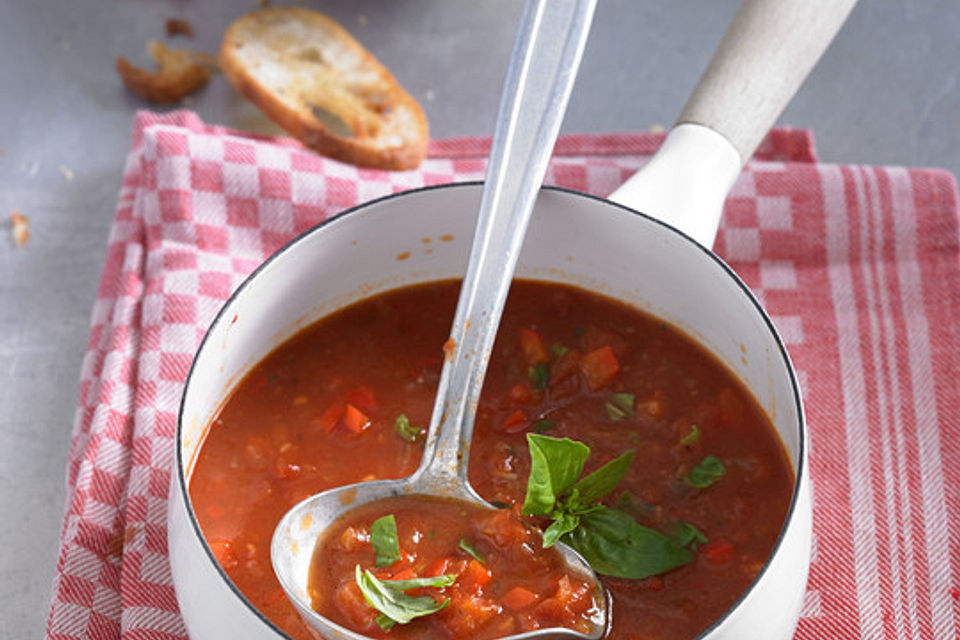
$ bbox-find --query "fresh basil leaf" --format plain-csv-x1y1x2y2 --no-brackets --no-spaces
563,507,692,579
569,449,634,507
680,424,701,447
458,538,484,563
381,573,457,591
542,512,580,548
533,419,556,434
356,566,450,626
685,455,725,488
604,393,635,421
551,343,569,357
376,614,396,631
671,521,708,551
394,414,420,443
522,434,590,516
370,515,400,567
528,363,549,391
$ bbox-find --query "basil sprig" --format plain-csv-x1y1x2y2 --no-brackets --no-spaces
394,414,420,443
685,455,725,488
522,434,692,580
370,515,400,567
355,566,455,630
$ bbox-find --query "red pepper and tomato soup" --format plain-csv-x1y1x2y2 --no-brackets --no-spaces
189,279,794,640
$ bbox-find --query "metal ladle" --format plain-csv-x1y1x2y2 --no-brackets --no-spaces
270,0,603,639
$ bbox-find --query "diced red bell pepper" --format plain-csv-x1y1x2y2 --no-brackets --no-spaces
425,556,454,578
502,409,528,433
459,559,493,591
519,328,549,364
342,403,371,434
390,567,417,581
346,386,378,413
579,345,620,391
702,539,736,564
315,402,345,434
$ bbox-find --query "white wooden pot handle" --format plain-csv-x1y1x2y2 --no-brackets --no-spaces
609,0,858,247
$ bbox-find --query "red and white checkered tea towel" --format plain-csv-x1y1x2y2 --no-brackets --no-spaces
46,110,960,639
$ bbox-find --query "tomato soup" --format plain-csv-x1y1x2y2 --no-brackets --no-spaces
309,496,602,639
188,280,793,640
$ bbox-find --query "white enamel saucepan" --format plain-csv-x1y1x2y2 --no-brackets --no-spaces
170,1,857,639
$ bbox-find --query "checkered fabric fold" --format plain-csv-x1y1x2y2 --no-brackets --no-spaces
47,110,960,639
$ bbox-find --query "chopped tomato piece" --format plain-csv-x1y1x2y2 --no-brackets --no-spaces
334,580,377,629
502,586,540,611
502,409,528,433
549,349,583,399
519,328,549,364
702,539,736,564
315,402,345,434
338,526,369,552
554,575,593,614
579,345,620,391
442,592,499,636
342,403,371,434
459,559,493,591
509,381,537,405
346,386,377,412
480,509,531,547
532,597,574,627
208,539,239,571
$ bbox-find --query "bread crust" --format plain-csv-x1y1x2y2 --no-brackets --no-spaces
219,7,429,170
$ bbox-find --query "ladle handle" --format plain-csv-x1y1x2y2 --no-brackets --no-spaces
417,0,597,489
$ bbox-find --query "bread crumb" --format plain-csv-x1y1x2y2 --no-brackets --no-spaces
165,18,195,38
58,164,75,182
425,89,436,102
0,148,9,157
357,14,368,26
116,40,216,104
648,124,667,134
10,211,29,247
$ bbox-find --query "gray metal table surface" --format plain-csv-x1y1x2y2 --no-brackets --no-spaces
2,0,957,636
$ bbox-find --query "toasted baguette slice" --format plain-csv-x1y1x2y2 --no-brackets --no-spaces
220,7,429,170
